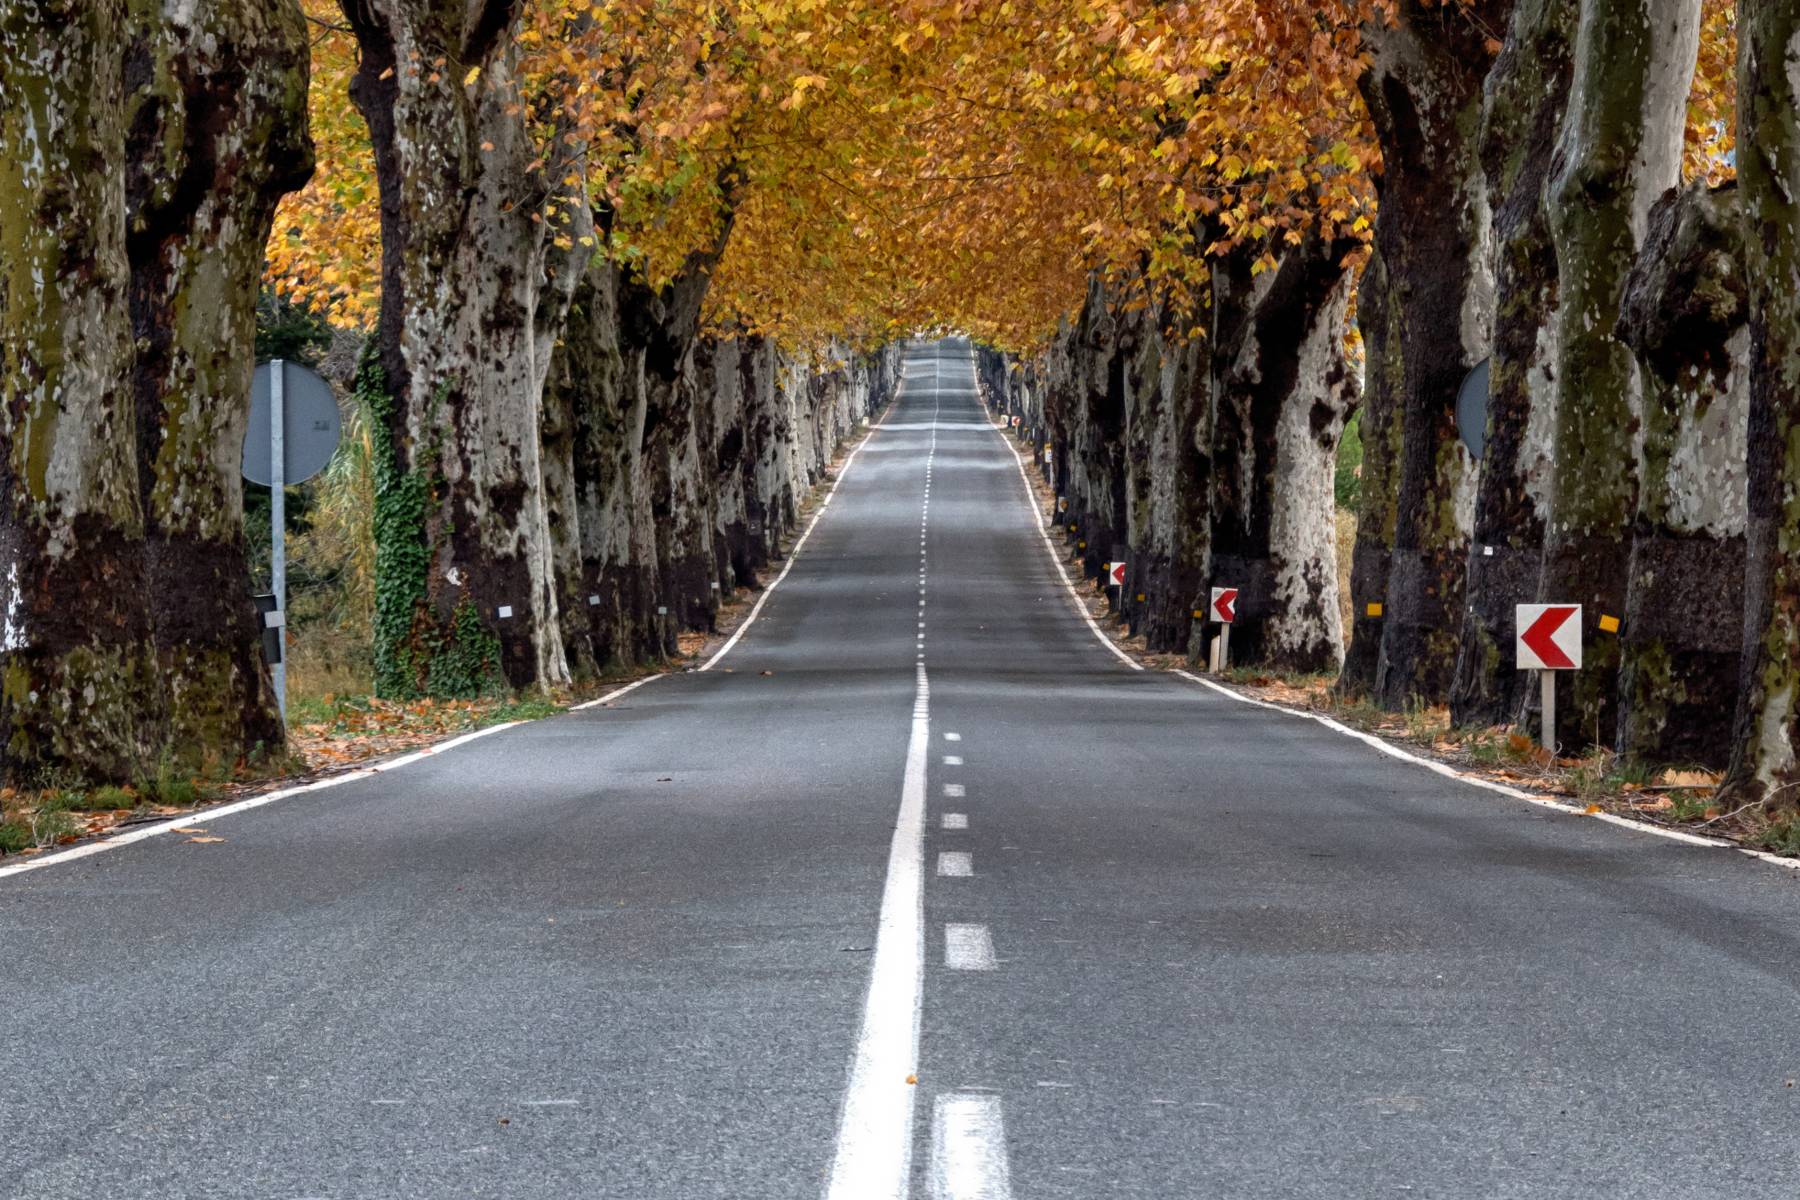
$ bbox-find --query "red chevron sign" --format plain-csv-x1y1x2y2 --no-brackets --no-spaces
1516,604,1582,670
1210,587,1238,624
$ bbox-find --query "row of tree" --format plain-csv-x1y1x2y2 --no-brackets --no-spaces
985,0,1797,806
6,0,1797,813
0,0,904,786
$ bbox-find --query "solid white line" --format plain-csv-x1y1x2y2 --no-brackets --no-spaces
989,416,1140,671
0,670,681,884
942,813,968,830
568,672,664,711
937,851,973,877
0,721,517,882
929,1093,1014,1200
824,514,932,1194
986,373,1782,870
944,923,997,970
1168,669,1740,851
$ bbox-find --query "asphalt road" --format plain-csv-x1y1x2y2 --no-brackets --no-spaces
5,341,1800,1199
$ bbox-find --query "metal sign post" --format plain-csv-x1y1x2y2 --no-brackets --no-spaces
243,358,341,728
270,360,287,722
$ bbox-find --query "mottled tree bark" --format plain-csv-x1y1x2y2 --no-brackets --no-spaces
1208,234,1359,673
1361,1,1507,708
1450,0,1574,728
1616,183,1748,765
1129,327,1212,654
125,0,313,765
1724,0,1800,804
1340,251,1400,694
344,0,586,694
1053,280,1134,590
0,0,160,784
1537,0,1698,749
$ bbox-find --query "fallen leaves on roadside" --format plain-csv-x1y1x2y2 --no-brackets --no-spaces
186,836,225,844
1660,768,1720,789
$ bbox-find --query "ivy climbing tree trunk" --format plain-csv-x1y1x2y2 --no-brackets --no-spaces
344,0,587,696
1361,0,1508,710
124,0,313,767
0,0,161,785
1537,0,1699,750
1725,0,1800,805
1616,184,1748,766
1450,0,1574,728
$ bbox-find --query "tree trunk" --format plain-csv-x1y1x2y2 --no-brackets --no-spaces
1616,183,1748,766
1209,235,1359,673
0,0,161,785
1362,1,1506,709
1129,328,1212,654
1065,281,1134,591
1340,251,1400,694
345,0,585,696
1451,0,1575,728
1724,0,1800,804
124,0,313,766
1537,0,1699,750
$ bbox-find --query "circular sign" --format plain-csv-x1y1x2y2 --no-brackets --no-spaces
1455,357,1491,462
243,360,343,487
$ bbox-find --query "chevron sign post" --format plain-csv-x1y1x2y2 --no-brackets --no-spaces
1517,604,1582,755
1209,586,1239,672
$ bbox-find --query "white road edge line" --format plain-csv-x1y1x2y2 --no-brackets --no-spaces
700,384,903,673
944,923,997,970
568,672,663,712
0,719,509,882
988,398,1140,671
985,355,1796,872
929,1093,1015,1200
1,376,917,886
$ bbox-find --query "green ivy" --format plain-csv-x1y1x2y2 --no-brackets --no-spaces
359,348,505,701
427,600,505,699
359,348,431,699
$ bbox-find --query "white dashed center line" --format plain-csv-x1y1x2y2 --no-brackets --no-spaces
929,1094,1015,1200
944,923,997,971
937,851,973,877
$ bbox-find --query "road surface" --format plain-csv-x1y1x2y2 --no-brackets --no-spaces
5,341,1800,1198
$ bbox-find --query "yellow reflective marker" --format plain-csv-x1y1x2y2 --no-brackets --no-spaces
1193,610,1206,620
1366,602,1384,618
1136,593,1146,602
1598,613,1621,634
